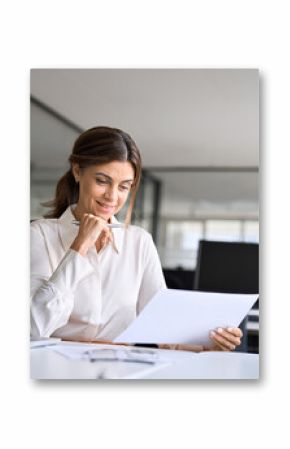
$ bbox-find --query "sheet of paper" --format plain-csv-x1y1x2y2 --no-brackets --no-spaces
114,289,259,346
30,337,61,348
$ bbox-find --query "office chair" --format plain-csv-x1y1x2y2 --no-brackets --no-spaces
194,240,259,352
163,268,195,290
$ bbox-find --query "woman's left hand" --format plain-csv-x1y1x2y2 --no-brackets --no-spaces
207,327,243,351
158,327,243,352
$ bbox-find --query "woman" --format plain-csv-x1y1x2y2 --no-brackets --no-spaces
30,126,242,351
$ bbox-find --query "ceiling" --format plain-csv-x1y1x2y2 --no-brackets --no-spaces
151,171,258,203
30,68,259,168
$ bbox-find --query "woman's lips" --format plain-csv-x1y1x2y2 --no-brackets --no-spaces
96,201,116,212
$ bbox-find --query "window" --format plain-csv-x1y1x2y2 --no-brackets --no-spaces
205,220,242,242
243,221,259,243
166,221,203,251
161,221,203,269
160,219,259,269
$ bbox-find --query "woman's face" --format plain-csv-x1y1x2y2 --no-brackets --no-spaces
73,161,135,220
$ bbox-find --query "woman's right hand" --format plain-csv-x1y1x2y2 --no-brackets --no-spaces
70,213,112,256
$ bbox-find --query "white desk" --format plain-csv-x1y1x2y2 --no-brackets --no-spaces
30,341,259,380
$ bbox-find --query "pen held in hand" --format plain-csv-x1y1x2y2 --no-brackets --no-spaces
72,220,124,229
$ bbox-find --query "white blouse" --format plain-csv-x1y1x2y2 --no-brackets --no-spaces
30,205,166,341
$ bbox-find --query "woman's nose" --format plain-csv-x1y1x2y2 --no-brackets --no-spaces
104,185,118,202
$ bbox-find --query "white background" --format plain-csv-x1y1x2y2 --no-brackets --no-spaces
1,0,289,447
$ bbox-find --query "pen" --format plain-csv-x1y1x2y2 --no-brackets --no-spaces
72,220,124,228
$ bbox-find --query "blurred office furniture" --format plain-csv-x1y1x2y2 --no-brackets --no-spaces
194,240,259,353
163,268,195,290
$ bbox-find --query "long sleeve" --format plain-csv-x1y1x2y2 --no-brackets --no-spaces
136,233,167,314
30,223,94,338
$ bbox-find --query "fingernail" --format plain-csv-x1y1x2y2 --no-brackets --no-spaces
210,331,216,337
227,327,233,332
217,328,223,333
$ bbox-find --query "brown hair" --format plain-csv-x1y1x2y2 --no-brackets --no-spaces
43,126,142,225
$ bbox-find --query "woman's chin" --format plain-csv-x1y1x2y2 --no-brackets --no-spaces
97,210,117,221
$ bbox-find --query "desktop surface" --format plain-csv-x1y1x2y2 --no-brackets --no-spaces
30,340,259,380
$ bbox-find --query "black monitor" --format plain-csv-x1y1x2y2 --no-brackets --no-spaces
194,240,259,299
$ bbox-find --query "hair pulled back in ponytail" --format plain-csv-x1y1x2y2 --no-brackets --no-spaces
43,170,78,219
43,126,142,224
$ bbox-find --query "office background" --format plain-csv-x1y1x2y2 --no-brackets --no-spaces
30,69,259,352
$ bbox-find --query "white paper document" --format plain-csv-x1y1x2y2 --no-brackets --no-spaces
114,289,258,346
30,337,61,348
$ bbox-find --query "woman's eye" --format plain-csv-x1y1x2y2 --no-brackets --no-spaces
96,179,107,185
119,185,130,191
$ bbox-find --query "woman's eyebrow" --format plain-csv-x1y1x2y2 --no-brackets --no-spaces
94,172,134,183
